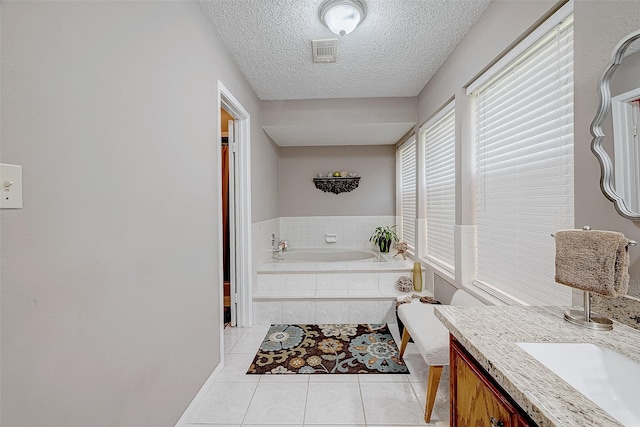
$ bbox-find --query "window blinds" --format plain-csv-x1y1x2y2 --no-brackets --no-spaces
399,138,417,252
473,15,574,306
424,108,456,270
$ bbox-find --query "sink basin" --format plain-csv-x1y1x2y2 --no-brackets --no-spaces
517,342,640,426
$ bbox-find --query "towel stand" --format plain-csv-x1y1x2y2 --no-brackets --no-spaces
552,226,636,331
564,291,614,331
550,226,637,246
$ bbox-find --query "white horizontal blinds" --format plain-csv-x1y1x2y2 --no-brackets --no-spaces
474,15,574,306
424,108,456,270
399,138,417,252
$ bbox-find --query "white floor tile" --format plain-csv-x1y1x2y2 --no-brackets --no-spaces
307,374,359,383
246,324,272,334
402,350,430,383
224,326,246,338
360,382,425,425
216,352,260,383
304,382,365,425
184,424,240,427
259,374,310,383
224,335,241,354
410,380,450,424
230,333,267,354
187,382,257,424
303,425,364,427
357,373,409,383
243,382,308,425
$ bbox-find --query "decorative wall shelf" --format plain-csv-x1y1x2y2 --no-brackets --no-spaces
313,177,361,194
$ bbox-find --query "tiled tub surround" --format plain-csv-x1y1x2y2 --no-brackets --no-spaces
253,254,427,325
279,215,396,249
435,305,640,426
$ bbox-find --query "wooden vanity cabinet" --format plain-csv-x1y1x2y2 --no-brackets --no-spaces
450,336,533,427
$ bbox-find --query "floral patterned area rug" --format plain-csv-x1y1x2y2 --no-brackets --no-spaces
247,324,409,375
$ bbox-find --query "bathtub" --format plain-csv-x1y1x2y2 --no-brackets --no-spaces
255,247,416,325
276,248,379,262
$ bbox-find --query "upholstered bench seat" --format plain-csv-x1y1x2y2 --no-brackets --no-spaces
397,289,483,422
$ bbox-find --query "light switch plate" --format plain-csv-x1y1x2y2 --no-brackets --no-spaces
0,163,23,209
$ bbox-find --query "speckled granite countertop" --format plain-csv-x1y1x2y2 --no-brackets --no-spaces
434,305,640,427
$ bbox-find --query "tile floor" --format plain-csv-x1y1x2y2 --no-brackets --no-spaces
178,323,450,427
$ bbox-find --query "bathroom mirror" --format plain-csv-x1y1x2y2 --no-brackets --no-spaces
592,29,640,220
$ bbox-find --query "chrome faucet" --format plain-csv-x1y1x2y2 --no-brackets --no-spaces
271,234,284,260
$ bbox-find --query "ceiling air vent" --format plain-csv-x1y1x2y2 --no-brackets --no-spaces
312,39,338,63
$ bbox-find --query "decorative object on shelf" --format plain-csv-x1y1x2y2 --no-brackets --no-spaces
313,176,361,194
393,241,408,260
369,225,399,253
412,262,423,292
349,172,358,177
395,276,413,293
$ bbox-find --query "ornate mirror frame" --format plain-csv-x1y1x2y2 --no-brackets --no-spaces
591,29,640,220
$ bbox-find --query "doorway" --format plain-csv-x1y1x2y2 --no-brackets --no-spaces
220,107,234,326
218,82,252,359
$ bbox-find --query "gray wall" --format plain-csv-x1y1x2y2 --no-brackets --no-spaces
574,1,640,297
0,1,276,426
262,97,417,125
417,0,558,226
279,146,395,217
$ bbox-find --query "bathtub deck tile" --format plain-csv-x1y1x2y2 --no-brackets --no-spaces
348,290,382,297
316,263,348,271
282,263,317,272
316,290,349,297
316,274,348,290
283,290,317,297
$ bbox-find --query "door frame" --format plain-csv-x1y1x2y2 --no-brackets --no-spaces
217,81,253,354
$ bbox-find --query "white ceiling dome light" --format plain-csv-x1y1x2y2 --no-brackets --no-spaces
320,0,366,36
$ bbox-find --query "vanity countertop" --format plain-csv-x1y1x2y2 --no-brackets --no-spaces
434,305,640,427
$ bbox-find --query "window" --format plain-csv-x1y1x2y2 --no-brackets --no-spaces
422,104,456,271
398,137,417,253
470,10,574,306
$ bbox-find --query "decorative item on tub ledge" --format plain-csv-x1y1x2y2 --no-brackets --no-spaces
412,262,423,292
369,225,399,253
395,276,413,293
393,242,408,260
313,174,361,194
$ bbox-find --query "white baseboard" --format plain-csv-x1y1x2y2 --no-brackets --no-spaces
174,363,223,427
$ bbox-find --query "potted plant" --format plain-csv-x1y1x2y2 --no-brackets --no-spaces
369,225,399,253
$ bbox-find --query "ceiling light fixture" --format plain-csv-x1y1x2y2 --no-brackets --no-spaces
320,0,366,36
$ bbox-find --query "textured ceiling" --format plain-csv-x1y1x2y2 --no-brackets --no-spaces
199,0,491,100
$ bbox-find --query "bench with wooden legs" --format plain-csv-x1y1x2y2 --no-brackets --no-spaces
397,289,484,423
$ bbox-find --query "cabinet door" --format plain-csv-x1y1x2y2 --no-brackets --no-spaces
451,338,528,427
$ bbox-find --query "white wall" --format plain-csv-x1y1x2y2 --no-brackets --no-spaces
0,1,276,426
279,145,396,217
574,1,640,297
